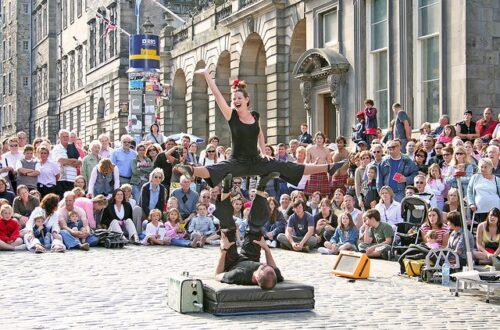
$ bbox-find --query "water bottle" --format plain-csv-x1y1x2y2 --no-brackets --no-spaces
442,261,450,287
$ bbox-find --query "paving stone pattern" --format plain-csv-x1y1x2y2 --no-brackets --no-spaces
0,246,499,329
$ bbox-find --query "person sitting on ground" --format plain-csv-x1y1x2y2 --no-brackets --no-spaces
58,191,96,250
32,213,51,250
446,211,475,268
12,185,39,229
165,208,201,248
141,209,171,246
277,199,317,252
214,173,283,289
0,204,24,251
375,186,402,228
473,207,500,267
314,197,338,244
358,209,394,259
187,203,219,246
318,212,358,255
100,188,140,244
262,197,286,248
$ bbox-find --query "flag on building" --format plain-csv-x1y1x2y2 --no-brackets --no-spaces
101,17,117,37
135,0,142,17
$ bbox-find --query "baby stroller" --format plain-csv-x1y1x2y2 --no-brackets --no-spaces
93,229,129,249
390,197,428,259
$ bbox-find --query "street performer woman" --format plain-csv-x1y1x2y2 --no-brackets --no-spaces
174,68,347,187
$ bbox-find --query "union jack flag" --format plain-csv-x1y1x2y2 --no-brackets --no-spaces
101,17,117,37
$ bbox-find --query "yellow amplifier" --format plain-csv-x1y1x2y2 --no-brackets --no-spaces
331,251,370,279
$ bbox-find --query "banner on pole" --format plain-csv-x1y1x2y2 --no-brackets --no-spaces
129,34,160,70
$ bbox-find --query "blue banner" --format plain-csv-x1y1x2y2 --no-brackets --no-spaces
129,34,160,70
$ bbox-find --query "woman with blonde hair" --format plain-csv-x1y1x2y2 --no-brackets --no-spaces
445,145,477,193
87,158,120,198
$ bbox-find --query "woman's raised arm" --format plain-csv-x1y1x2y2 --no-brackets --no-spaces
194,68,232,120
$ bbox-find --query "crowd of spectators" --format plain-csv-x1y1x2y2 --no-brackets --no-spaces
0,105,499,272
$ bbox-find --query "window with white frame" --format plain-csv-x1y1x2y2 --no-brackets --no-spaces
416,0,440,124
321,9,339,47
369,0,389,130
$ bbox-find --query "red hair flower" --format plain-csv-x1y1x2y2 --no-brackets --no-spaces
232,79,240,89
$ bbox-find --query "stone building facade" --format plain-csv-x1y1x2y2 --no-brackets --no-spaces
0,0,31,138
161,0,500,146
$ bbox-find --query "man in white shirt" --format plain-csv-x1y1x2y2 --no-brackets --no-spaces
51,129,81,198
98,133,114,159
1,137,23,191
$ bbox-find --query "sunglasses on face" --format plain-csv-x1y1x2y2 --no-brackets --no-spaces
207,150,215,153
455,152,465,155
416,154,425,158
233,182,241,185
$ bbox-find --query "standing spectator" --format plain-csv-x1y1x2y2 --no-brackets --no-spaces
378,139,418,202
35,146,60,198
354,150,372,207
358,209,394,259
186,142,200,165
17,131,28,150
456,110,478,142
287,139,299,161
153,138,178,196
467,158,500,223
421,136,436,165
111,135,137,185
98,134,114,159
15,145,39,191
143,123,165,145
2,137,23,191
130,143,154,201
405,139,417,160
277,199,317,252
13,185,39,228
427,164,446,209
392,103,412,152
81,141,101,184
304,132,331,197
171,175,199,221
69,132,86,158
476,107,498,143
331,136,350,161
298,123,313,146
363,99,378,144
146,144,161,163
352,112,366,145
432,115,449,137
52,129,81,198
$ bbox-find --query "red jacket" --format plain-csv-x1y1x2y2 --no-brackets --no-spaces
0,218,20,242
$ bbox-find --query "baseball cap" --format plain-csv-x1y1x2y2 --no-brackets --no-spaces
357,140,368,146
356,112,364,118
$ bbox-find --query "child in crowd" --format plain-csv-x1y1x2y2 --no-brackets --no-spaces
427,164,446,209
360,165,379,211
142,209,170,246
187,203,219,246
67,211,85,243
352,112,366,144
319,212,359,255
419,122,432,142
33,214,51,249
0,204,24,251
165,208,199,248
363,99,378,144
437,124,456,145
425,230,440,250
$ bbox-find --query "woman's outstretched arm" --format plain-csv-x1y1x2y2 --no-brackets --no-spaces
194,68,232,120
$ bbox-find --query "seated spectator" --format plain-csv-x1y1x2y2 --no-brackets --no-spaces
358,209,394,259
360,165,379,211
307,191,321,216
198,189,216,215
12,185,40,228
413,174,437,208
23,194,66,252
15,145,39,191
437,124,456,145
263,197,286,248
414,148,429,175
58,191,97,250
342,193,364,229
318,212,358,255
420,207,450,248
165,208,199,248
100,188,140,244
141,209,170,246
137,168,166,231
120,184,137,208
0,204,24,251
0,177,15,204
277,199,317,252
426,164,446,209
375,186,402,227
314,198,338,244
87,159,120,198
278,193,291,219
446,211,475,267
171,175,199,221
73,175,87,192
90,195,108,229
473,207,500,266
187,203,219,246
445,146,478,193
35,145,60,198
330,188,344,217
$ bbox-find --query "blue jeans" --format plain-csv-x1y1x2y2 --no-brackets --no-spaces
60,230,98,249
171,238,192,247
132,185,142,202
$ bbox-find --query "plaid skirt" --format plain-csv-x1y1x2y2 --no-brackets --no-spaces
304,173,330,196
330,173,349,194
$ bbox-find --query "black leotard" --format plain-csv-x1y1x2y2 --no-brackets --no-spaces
228,109,260,159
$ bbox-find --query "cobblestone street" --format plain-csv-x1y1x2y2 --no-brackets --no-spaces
1,245,499,329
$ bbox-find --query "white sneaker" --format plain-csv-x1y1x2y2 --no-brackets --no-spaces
318,247,333,255
266,240,272,247
209,240,221,246
269,240,277,248
14,244,27,251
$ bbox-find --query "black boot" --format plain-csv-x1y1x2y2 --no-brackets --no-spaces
213,198,236,231
247,194,270,234
221,174,233,194
328,160,347,176
256,172,280,192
